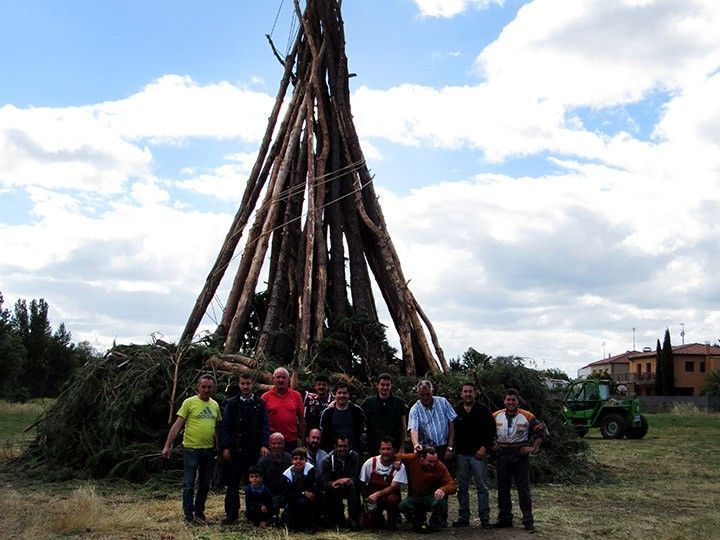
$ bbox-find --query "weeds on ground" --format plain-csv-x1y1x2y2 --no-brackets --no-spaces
668,402,711,416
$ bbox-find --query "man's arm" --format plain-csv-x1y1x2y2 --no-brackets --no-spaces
399,413,407,451
162,416,185,458
445,421,455,459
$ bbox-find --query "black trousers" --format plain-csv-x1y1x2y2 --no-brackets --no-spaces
496,447,533,527
224,448,259,519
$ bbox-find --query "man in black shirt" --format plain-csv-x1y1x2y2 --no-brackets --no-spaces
256,432,292,521
219,372,270,524
318,435,361,530
361,373,408,453
451,382,495,529
319,381,365,452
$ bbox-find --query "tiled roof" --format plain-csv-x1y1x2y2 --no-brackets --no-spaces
584,351,635,368
582,342,720,368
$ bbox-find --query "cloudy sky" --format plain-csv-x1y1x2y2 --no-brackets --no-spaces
2,0,719,376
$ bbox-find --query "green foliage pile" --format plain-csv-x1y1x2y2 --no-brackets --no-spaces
28,338,594,485
27,341,221,480
0,292,89,401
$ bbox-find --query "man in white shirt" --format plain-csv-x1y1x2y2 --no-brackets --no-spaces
359,436,408,530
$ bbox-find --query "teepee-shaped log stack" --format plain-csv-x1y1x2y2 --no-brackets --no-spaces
180,0,447,376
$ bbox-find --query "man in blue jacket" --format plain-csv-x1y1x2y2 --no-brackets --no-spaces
219,372,270,524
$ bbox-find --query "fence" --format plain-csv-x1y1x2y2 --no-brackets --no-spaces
638,395,720,412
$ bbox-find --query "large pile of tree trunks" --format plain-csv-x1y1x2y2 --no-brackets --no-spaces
180,0,447,377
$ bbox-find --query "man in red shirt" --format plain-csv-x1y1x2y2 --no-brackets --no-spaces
261,367,305,452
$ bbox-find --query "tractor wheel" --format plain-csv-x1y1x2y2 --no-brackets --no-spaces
574,427,588,438
626,415,649,439
600,413,626,439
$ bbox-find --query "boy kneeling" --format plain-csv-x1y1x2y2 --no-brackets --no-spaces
282,447,318,534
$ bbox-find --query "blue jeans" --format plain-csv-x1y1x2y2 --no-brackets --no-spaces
182,448,215,518
456,453,490,524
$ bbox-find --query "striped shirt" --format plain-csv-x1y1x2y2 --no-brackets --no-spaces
408,396,457,446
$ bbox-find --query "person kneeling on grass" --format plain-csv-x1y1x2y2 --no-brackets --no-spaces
282,447,318,534
318,435,362,531
245,465,273,527
397,445,457,533
359,436,407,530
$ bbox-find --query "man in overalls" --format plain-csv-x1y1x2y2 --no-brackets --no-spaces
359,436,408,530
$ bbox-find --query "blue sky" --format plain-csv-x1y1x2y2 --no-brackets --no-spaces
2,0,720,376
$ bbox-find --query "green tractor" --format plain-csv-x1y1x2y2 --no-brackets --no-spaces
561,378,648,439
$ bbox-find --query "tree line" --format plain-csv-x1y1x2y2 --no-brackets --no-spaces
0,292,93,401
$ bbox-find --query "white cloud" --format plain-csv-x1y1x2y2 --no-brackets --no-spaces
475,0,720,108
413,0,503,18
0,76,274,195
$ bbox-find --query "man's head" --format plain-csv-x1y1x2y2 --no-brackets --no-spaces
248,465,263,486
416,379,434,406
197,374,215,400
504,388,520,414
377,373,392,399
378,436,395,463
334,436,350,458
334,381,350,406
461,382,476,405
314,375,330,397
272,367,290,392
269,432,285,457
291,447,307,471
307,428,322,451
238,372,253,397
418,446,439,469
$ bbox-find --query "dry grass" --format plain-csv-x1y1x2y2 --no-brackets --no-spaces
0,399,51,416
0,485,192,539
1,412,719,539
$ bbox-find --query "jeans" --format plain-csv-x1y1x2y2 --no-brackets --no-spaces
456,453,490,524
399,495,448,528
182,447,215,518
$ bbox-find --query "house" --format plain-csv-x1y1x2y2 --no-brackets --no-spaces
578,351,633,383
627,343,720,396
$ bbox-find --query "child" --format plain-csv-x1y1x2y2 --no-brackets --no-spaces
245,466,273,527
282,447,317,534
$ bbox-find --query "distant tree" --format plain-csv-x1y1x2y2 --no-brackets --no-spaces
0,293,28,400
660,328,675,395
3,292,81,399
701,369,720,396
654,338,664,395
449,347,492,372
539,368,570,381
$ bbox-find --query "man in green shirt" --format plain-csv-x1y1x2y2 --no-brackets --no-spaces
162,374,221,522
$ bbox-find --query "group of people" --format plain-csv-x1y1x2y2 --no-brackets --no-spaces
162,368,546,534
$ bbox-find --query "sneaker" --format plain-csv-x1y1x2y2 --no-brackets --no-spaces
349,520,361,531
184,515,194,523
492,521,513,528
412,522,428,534
452,519,470,528
481,521,493,530
304,526,317,534
194,513,207,524
386,520,399,530
524,523,536,533
427,522,443,533
220,517,237,525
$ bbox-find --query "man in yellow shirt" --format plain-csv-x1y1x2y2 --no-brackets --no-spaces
162,374,222,522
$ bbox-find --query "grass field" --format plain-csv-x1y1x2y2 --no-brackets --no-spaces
1,401,719,539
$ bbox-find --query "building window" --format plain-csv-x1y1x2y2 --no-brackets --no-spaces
636,364,642,375
646,363,651,373
685,361,694,372
700,361,706,373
